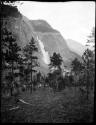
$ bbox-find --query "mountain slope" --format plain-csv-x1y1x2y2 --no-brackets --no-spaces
66,39,87,56
31,20,59,33
1,5,81,74
31,21,81,67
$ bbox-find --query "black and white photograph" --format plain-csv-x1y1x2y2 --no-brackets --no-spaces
1,1,95,123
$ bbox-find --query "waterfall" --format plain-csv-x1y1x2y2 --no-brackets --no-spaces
37,36,50,65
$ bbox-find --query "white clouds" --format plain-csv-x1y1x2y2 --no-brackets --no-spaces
18,1,95,45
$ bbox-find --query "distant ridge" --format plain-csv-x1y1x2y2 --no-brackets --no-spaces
66,39,87,56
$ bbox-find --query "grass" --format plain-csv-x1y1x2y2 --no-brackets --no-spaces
1,86,94,123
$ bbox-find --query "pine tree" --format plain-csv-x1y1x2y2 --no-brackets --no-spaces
71,58,83,75
49,52,63,91
1,27,11,70
5,34,21,76
49,52,63,70
81,27,95,100
82,49,94,100
86,27,95,50
71,57,83,92
1,27,21,95
23,37,38,93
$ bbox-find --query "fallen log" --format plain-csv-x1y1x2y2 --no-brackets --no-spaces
19,99,33,105
9,99,33,111
9,106,20,111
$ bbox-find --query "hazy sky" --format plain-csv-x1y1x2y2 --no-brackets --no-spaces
17,1,95,45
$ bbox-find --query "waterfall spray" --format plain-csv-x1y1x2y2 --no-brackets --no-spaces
37,36,50,65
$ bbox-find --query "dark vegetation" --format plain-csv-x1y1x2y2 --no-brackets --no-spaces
1,2,95,123
1,4,21,18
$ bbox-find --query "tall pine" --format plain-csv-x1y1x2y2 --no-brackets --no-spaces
23,37,38,93
1,26,21,95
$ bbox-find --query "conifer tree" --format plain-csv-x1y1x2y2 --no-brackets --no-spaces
49,52,63,70
23,37,38,93
49,52,63,91
1,27,21,95
82,49,94,100
81,27,95,100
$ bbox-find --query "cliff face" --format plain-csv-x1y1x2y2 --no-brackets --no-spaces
1,5,81,74
31,20,81,67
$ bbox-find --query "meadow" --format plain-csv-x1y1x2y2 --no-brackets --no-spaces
1,86,94,123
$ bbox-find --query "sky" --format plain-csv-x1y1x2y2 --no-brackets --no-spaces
17,1,95,45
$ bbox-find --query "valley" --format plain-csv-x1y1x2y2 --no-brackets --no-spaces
1,3,94,123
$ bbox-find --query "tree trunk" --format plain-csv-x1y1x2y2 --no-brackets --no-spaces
10,86,13,96
86,70,89,100
86,60,91,101
26,72,27,83
55,79,58,91
74,73,77,94
12,61,14,76
30,58,32,93
31,59,32,83
11,61,14,96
